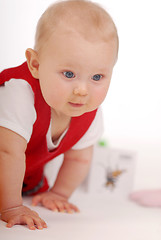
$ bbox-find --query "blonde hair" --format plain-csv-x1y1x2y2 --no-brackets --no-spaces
34,0,118,53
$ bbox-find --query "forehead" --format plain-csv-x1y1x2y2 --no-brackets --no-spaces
40,28,117,68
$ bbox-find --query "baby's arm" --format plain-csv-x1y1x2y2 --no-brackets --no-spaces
32,145,93,212
0,127,47,229
129,189,161,207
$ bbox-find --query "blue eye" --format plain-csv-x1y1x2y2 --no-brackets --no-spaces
63,71,75,78
92,74,102,81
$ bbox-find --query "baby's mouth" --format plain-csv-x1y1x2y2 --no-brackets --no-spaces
68,102,85,107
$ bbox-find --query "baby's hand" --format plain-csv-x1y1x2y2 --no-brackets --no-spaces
32,191,80,213
1,205,47,230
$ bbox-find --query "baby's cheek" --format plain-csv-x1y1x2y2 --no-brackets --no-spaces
44,90,59,108
95,89,107,105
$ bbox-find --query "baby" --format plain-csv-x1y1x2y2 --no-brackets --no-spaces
0,0,118,230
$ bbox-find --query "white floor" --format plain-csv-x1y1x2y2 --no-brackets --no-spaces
0,141,161,240
0,193,160,240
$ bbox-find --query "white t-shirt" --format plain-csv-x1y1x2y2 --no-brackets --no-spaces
0,79,104,150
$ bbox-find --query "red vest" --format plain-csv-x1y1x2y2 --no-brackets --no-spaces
0,62,97,193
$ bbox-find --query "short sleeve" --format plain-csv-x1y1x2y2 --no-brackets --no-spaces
72,107,104,150
0,79,37,142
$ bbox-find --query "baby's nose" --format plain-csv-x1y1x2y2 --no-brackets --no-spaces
73,83,88,96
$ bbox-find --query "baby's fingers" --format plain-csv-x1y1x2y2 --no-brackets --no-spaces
32,195,42,206
45,200,80,213
6,216,31,229
31,217,47,230
63,203,75,213
26,218,37,230
40,199,67,213
6,215,47,230
67,203,80,213
6,219,16,228
41,198,59,212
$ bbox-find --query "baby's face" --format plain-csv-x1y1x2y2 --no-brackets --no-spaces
37,30,117,117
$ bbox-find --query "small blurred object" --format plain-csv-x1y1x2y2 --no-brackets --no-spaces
81,140,136,199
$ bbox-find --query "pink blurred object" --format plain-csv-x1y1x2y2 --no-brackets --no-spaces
129,189,161,207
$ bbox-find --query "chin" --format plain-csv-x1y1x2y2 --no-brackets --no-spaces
70,112,85,117
67,108,87,117
69,108,95,117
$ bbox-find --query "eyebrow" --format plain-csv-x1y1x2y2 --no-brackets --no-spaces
58,64,107,71
96,67,108,72
57,62,75,68
57,62,110,75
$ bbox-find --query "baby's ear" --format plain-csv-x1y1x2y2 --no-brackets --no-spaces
25,48,39,79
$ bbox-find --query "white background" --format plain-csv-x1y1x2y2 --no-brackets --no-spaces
0,0,161,189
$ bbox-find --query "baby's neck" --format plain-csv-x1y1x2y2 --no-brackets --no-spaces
50,109,71,143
